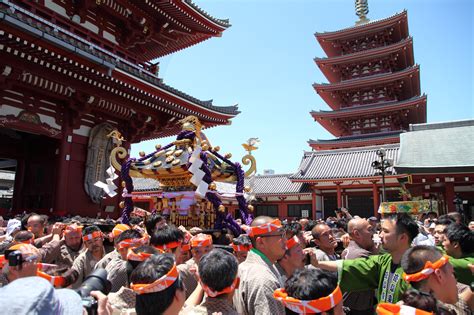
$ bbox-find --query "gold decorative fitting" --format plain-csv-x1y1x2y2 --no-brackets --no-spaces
165,149,175,157
218,205,226,212
213,146,220,152
139,151,146,157
121,181,126,188
224,153,232,159
208,182,217,190
165,156,174,163
247,205,254,212
174,149,183,157
244,186,251,193
119,201,125,209
155,144,162,150
171,159,181,166
202,144,209,151
153,161,162,167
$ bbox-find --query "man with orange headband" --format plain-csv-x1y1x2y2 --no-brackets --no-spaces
184,249,240,315
1,243,40,285
232,234,252,264
234,216,287,315
54,223,83,267
95,223,131,270
150,225,185,263
130,254,186,315
401,245,471,314
64,225,105,288
276,236,305,283
274,268,344,315
178,233,213,298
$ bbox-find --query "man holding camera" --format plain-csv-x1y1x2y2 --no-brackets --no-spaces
1,243,40,286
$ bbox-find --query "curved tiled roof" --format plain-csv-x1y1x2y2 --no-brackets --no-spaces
309,131,402,145
291,144,399,180
2,7,239,117
183,0,231,27
132,175,311,196
315,11,407,37
248,174,311,196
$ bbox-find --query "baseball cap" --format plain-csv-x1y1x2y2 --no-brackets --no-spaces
0,276,83,314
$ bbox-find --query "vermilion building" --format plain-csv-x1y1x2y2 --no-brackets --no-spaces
0,0,236,217
252,10,428,219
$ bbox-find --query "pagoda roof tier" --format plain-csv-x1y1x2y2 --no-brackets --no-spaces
311,95,427,136
315,11,408,58
290,144,400,181
313,65,420,110
309,130,402,151
315,37,414,83
0,14,238,142
11,0,230,63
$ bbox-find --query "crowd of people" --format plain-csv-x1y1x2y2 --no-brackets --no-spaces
0,209,472,314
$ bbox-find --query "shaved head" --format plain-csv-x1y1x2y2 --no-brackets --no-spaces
348,218,368,235
251,216,274,227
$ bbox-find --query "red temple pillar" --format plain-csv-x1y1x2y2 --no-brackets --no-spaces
278,197,287,219
445,182,455,213
335,182,342,208
311,188,317,220
372,182,379,217
54,110,73,213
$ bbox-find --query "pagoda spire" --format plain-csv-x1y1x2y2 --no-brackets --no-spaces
355,0,370,25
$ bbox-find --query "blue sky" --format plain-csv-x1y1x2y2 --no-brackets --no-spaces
132,0,473,174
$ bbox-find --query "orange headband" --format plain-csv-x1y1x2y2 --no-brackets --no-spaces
232,244,252,252
0,255,5,267
376,303,433,315
190,234,213,248
154,241,182,251
83,231,103,242
110,224,131,238
286,236,300,250
247,219,282,237
131,264,179,294
117,235,150,249
127,248,158,262
37,270,66,288
181,243,191,251
402,255,449,283
200,276,239,297
274,285,343,314
64,224,83,235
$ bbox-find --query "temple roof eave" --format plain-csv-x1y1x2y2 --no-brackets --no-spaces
310,95,427,119
0,9,239,120
314,37,414,67
314,11,408,40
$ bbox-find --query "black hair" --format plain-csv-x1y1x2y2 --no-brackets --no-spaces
115,229,143,245
13,231,34,243
127,245,160,276
21,212,46,230
144,214,165,235
401,289,455,315
198,249,238,294
446,212,463,224
283,222,302,238
284,269,338,315
129,217,143,226
445,223,474,255
385,213,419,244
436,216,454,226
150,225,184,253
232,234,252,247
131,254,183,315
82,225,101,236
401,245,443,290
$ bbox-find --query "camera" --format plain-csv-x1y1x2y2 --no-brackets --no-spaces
6,250,23,267
75,269,111,315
